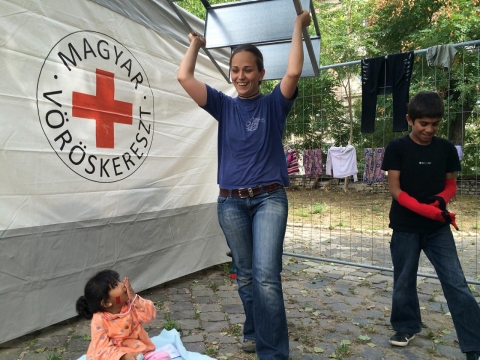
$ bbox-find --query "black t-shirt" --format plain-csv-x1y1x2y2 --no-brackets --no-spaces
381,135,461,233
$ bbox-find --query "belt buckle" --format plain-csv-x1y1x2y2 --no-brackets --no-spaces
238,187,254,198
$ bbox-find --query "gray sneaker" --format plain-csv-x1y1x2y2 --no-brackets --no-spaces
241,339,256,353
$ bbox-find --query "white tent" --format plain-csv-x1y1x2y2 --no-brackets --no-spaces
0,0,234,343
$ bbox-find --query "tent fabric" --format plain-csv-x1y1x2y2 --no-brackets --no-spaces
0,0,234,344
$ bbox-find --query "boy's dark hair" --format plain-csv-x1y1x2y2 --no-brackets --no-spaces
76,269,120,319
230,44,264,85
407,91,444,122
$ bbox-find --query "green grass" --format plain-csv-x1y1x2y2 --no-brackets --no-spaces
209,281,219,292
294,208,310,217
163,315,181,331
204,348,217,356
312,202,326,214
45,354,62,360
222,263,230,276
227,323,243,337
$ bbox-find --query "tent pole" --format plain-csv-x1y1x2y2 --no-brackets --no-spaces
293,0,319,76
166,0,231,83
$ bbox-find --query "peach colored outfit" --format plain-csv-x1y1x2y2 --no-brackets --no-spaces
86,295,169,360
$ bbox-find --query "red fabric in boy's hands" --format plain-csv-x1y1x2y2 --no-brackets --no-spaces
397,191,458,230
427,179,457,210
441,210,459,231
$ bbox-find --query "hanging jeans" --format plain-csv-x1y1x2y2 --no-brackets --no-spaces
361,51,414,133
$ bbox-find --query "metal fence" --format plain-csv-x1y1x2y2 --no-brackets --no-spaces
283,40,480,284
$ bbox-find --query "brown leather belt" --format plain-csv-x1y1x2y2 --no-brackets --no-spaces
219,183,283,198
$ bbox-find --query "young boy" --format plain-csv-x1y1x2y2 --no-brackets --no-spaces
381,91,480,360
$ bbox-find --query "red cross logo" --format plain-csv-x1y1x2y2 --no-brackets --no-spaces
72,69,132,148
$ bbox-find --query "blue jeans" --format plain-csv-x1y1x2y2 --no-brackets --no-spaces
217,187,289,360
390,226,480,353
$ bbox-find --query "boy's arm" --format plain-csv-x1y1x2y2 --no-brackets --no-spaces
387,171,459,230
426,173,457,210
386,170,402,201
177,32,208,107
280,10,311,100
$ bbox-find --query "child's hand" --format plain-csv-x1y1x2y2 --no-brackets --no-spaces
441,210,459,231
120,353,137,360
426,195,446,210
123,277,136,301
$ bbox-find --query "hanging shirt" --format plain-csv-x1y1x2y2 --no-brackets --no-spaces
455,145,463,161
426,44,457,71
326,145,358,181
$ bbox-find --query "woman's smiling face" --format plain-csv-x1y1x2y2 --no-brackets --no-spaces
230,50,265,98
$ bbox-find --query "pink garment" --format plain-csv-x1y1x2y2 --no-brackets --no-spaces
144,350,171,360
362,148,385,184
286,148,299,175
302,149,322,177
87,295,157,360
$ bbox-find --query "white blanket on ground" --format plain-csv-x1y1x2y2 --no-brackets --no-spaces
76,329,215,360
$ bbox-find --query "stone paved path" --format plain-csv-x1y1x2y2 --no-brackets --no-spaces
2,226,479,360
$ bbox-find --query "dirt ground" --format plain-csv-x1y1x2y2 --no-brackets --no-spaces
285,188,480,234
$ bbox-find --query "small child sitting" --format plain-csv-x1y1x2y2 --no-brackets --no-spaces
76,269,171,360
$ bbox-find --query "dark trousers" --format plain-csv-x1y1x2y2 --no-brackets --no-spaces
390,226,480,353
361,52,414,133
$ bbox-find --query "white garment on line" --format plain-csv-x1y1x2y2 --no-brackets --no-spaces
455,145,463,161
326,145,358,181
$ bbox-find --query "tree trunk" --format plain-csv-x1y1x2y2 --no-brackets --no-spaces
448,106,473,146
444,78,473,146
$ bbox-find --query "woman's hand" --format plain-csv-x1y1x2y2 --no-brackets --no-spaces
123,277,136,301
295,9,311,29
188,31,206,49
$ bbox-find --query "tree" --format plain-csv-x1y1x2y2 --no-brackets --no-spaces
365,0,480,173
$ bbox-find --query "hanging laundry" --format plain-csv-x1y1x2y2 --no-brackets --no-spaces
285,146,299,175
361,51,414,133
302,149,322,177
363,147,385,184
426,44,457,71
455,145,463,161
326,145,358,181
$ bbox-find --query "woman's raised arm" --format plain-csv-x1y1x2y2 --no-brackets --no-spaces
177,32,208,107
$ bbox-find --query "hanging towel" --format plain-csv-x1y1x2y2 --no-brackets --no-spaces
286,147,299,175
325,145,358,181
426,44,457,71
361,51,414,133
302,149,322,177
363,147,385,184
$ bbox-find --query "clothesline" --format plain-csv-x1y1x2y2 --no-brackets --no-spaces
318,39,480,71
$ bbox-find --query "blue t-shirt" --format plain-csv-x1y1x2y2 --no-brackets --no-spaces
201,83,297,189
